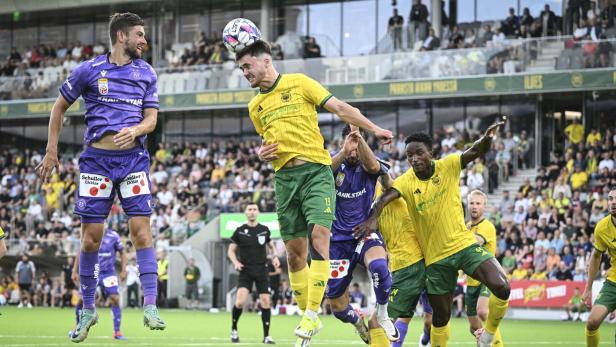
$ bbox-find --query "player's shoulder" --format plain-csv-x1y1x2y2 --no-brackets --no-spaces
595,215,613,233
71,54,106,74
131,59,158,79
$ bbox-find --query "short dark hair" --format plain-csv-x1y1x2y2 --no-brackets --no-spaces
109,12,144,44
404,132,433,148
235,40,272,61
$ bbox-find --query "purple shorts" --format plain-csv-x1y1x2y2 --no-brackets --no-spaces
326,232,386,299
75,146,153,223
419,290,433,314
98,272,119,297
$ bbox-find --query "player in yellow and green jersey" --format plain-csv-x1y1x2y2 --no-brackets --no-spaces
354,119,509,347
0,225,6,259
374,177,432,347
235,41,393,347
465,190,504,347
583,187,616,347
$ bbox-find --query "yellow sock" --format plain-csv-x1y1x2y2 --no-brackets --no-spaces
369,328,390,347
430,324,450,347
306,259,330,312
585,327,600,347
288,266,309,311
492,328,504,347
485,295,508,334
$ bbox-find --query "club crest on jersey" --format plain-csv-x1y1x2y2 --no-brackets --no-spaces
98,78,109,95
329,259,350,279
258,235,266,245
335,172,345,187
432,176,441,186
280,90,291,102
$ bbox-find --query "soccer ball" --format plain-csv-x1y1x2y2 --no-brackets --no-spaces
222,18,262,54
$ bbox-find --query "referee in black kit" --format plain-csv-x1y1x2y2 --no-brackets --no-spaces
228,203,279,344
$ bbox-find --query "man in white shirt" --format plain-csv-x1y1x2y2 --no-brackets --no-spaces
156,187,174,207
598,151,614,171
151,164,169,185
126,257,140,308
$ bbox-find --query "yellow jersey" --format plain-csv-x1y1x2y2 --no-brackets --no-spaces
593,215,616,283
0,226,4,240
392,153,476,266
570,171,588,190
375,184,423,272
564,123,584,144
248,73,333,171
466,219,497,286
586,131,601,145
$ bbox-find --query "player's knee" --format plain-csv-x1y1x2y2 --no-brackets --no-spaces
492,280,511,300
260,295,271,308
308,224,329,260
431,312,450,327
587,316,603,331
131,231,151,249
109,295,119,306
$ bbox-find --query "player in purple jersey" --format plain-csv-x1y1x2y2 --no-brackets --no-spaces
73,228,127,340
328,125,399,343
35,12,165,342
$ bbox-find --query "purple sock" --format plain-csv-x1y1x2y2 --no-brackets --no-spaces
391,320,409,347
368,258,391,305
75,301,83,324
333,305,359,324
421,326,430,344
79,251,99,310
137,247,158,307
112,305,121,333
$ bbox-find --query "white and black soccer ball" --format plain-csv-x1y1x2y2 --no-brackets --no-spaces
222,18,262,54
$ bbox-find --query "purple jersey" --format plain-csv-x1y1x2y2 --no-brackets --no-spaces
59,54,158,145
331,159,387,241
98,229,123,274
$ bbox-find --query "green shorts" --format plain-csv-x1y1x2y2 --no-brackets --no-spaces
465,284,490,316
594,280,616,312
274,162,336,241
388,260,426,319
426,244,493,295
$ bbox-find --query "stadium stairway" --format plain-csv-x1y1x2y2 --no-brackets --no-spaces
487,168,537,208
526,40,563,73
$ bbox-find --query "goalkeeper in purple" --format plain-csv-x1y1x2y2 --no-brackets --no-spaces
73,228,127,340
328,125,399,343
35,12,165,343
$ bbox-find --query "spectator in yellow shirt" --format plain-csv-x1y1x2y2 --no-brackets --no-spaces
530,270,548,280
585,128,601,146
564,119,584,145
586,149,598,176
569,165,588,191
511,262,529,280
210,164,225,186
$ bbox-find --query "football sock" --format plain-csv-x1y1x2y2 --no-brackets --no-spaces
79,250,98,310
306,259,329,313
369,327,390,347
332,304,359,324
136,247,158,307
288,266,309,311
430,323,450,347
367,258,391,305
585,327,599,347
485,295,508,334
261,308,271,337
391,320,409,347
112,305,121,333
232,305,242,330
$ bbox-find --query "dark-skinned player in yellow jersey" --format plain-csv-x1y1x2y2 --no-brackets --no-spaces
354,117,510,347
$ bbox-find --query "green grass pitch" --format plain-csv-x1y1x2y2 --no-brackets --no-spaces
0,307,614,346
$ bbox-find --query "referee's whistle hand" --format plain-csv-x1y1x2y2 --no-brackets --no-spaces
234,262,244,271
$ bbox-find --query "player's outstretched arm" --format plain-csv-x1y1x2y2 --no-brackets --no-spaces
461,116,506,167
113,108,157,149
583,248,602,306
35,95,71,182
356,129,381,174
331,127,359,172
352,187,400,238
323,96,393,144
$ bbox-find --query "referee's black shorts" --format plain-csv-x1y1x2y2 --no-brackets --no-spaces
238,264,270,294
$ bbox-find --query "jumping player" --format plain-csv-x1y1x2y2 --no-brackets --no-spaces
354,120,510,347
236,40,392,346
327,125,397,346
36,12,165,342
583,187,616,347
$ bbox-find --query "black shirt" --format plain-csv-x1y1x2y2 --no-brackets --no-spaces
230,223,271,265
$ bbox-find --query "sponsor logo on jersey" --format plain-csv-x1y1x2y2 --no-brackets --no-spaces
79,173,113,198
98,78,109,95
119,172,150,198
329,259,350,279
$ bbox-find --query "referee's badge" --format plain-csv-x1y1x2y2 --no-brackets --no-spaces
98,78,109,95
258,235,266,245
335,172,345,187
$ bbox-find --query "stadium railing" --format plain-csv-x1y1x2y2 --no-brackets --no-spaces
4,36,615,101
